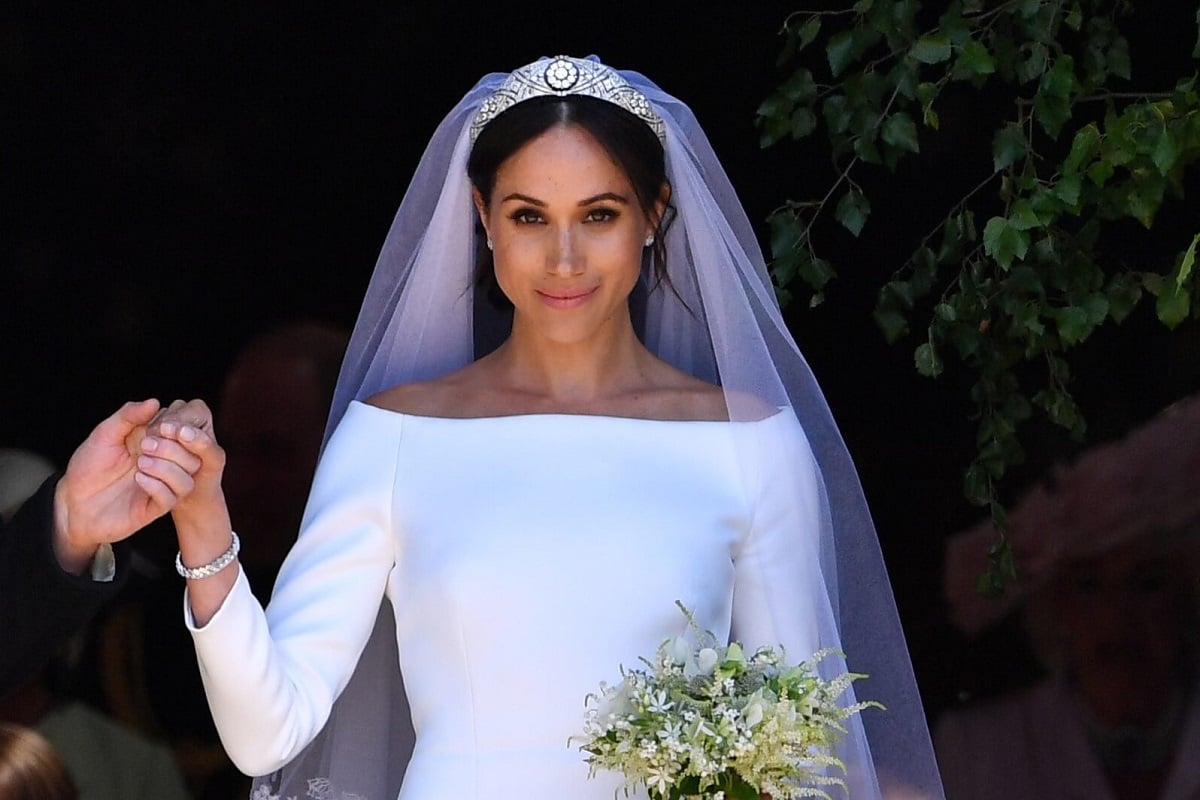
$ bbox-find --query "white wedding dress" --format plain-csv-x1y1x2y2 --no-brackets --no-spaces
187,400,824,800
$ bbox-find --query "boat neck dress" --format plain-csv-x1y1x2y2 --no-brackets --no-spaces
186,400,823,800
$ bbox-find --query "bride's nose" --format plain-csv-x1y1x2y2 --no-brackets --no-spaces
547,226,584,276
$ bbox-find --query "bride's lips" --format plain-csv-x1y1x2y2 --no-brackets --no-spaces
536,286,598,309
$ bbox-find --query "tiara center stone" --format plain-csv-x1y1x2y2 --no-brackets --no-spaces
544,59,580,91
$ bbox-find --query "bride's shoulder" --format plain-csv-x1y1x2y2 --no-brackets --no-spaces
366,378,460,418
668,378,727,422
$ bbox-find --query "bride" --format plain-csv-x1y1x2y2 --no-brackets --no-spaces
149,56,944,799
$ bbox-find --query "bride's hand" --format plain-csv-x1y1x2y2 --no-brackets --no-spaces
147,400,239,625
144,399,228,527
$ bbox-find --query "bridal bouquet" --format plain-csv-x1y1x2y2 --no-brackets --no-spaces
576,605,880,800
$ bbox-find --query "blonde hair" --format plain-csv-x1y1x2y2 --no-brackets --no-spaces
0,725,77,800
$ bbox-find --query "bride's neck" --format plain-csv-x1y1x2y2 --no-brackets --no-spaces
493,317,651,402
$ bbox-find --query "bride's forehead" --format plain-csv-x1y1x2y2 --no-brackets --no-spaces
495,124,628,185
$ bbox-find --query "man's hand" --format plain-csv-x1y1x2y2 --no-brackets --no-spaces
53,399,211,574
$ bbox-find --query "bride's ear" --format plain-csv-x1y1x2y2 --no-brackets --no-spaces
651,182,672,233
472,187,492,243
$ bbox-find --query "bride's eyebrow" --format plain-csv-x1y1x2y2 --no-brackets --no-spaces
498,192,631,206
577,192,629,206
500,192,546,206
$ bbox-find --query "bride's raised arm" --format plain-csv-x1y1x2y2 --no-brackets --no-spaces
157,401,399,775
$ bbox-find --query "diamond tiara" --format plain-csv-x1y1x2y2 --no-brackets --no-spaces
469,55,666,144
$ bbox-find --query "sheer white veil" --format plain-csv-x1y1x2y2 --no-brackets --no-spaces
252,56,944,800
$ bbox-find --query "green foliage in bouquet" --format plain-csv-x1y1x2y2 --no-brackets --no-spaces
576,604,881,800
758,0,1200,589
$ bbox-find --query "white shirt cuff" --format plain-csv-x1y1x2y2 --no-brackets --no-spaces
89,543,116,582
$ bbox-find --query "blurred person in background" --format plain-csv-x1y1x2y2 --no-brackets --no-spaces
937,395,1200,800
0,723,77,800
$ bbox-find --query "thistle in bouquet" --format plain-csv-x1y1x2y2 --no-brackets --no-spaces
576,603,882,800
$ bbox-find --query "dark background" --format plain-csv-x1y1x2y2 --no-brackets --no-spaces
4,4,1198,719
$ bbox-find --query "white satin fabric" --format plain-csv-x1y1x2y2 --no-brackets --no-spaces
187,401,825,799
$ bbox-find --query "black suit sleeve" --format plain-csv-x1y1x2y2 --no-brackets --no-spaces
0,475,128,692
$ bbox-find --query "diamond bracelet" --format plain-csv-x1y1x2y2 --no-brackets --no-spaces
175,532,240,580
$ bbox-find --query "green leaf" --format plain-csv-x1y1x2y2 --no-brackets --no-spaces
875,308,909,343
916,80,941,128
758,114,791,147
1195,7,1200,58
882,279,916,309
1035,388,1084,433
1008,200,1043,231
1106,277,1143,323
1063,123,1101,174
1052,175,1082,207
1087,160,1115,186
854,132,882,164
1082,293,1110,325
1151,283,1185,327
915,342,944,377
1157,235,1200,328
757,92,791,120
1065,3,1083,30
1018,42,1049,83
827,30,857,77
882,112,920,153
992,122,1028,172
935,303,957,322
923,104,940,129
983,216,1028,269
916,81,940,105
1179,233,1199,289
1034,92,1072,138
836,189,871,236
1107,36,1131,81
823,95,850,134
780,68,818,103
964,463,990,506
1152,133,1180,176
768,212,802,258
1042,55,1076,99
798,16,822,50
799,256,836,293
1126,177,1167,228
911,33,952,64
1055,307,1092,345
790,107,818,138
1012,302,1045,336
955,39,997,78
1035,56,1076,137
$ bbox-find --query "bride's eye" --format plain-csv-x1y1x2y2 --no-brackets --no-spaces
510,209,544,225
585,208,619,223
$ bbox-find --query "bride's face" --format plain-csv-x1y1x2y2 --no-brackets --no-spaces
473,123,657,345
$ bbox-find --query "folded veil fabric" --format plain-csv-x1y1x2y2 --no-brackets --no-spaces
251,56,945,800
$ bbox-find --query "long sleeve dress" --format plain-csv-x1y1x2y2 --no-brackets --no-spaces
187,400,825,800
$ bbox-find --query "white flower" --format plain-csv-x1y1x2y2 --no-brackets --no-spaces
696,647,719,675
657,720,683,744
645,764,674,795
646,690,674,715
669,636,692,665
744,698,765,728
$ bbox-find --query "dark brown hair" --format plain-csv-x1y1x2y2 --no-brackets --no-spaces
0,725,78,800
